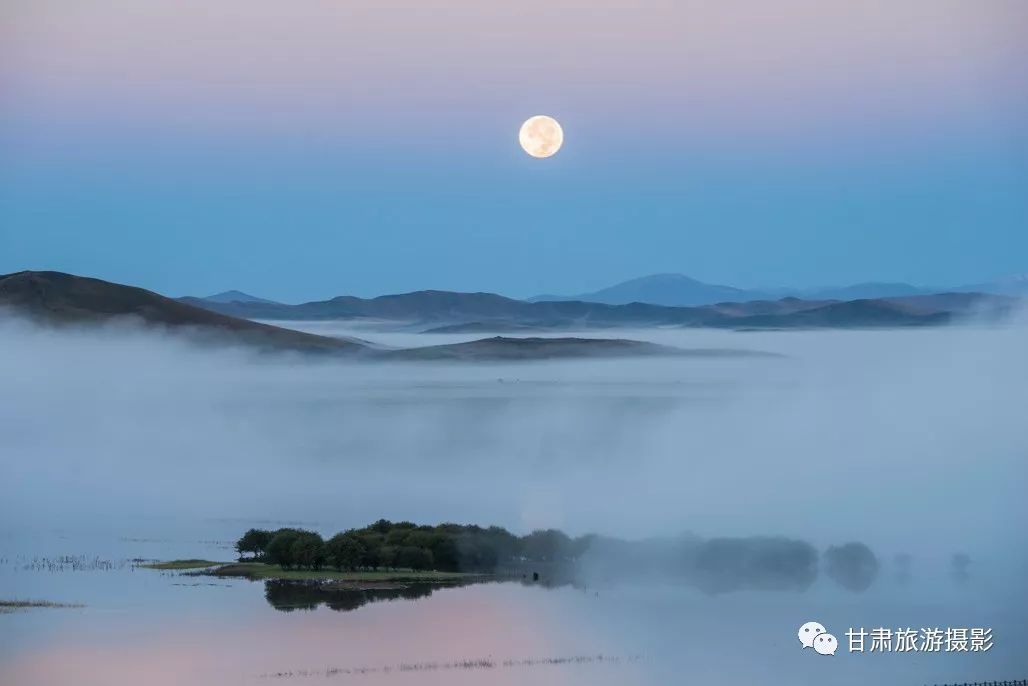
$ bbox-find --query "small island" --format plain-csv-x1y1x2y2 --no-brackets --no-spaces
143,520,583,611
148,520,585,586
143,519,890,613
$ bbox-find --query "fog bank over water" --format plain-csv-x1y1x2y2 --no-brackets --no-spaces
2,316,1026,574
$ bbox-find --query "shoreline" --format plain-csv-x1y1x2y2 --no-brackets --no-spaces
143,560,503,590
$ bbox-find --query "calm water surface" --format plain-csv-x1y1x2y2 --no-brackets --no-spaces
3,325,1026,684
0,524,1024,686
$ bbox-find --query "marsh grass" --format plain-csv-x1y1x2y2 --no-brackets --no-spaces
14,555,129,572
0,599,84,613
261,654,640,678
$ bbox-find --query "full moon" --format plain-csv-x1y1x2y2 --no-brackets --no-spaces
518,115,563,158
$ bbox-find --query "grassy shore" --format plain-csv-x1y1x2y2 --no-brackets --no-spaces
138,559,489,581
208,562,483,582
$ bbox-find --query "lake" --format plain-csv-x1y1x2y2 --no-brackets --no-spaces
2,323,1026,684
1,522,1023,685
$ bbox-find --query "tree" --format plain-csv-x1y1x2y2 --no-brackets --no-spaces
485,526,518,563
397,546,433,571
325,533,364,571
240,522,588,575
522,529,572,562
354,532,384,569
235,528,274,560
430,536,461,572
290,532,326,570
571,534,596,559
378,545,398,570
690,537,819,594
824,542,879,592
265,529,307,569
403,530,437,549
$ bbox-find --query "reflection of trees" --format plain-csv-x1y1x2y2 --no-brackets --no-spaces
264,580,456,613
263,577,582,613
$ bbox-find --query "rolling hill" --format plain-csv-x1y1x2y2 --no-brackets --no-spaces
0,271,367,355
381,336,684,361
2,271,732,361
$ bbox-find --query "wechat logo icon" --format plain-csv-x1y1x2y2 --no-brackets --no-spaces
798,621,838,656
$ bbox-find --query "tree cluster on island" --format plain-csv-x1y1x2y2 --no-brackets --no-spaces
235,520,589,573
236,520,961,596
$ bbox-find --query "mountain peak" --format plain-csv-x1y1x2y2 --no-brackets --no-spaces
204,290,278,305
530,273,752,306
619,273,705,285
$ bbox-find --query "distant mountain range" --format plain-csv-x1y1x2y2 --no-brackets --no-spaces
1,271,731,361
180,284,1017,332
951,274,1028,297
179,290,531,323
189,273,1028,312
530,274,751,307
529,273,1028,307
4,272,1021,355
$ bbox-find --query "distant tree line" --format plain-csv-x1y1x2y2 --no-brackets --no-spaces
235,520,590,573
237,521,960,595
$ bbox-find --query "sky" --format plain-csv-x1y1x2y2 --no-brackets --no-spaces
1,0,1026,302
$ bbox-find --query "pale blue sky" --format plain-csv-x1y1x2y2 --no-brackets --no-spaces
2,1,1026,302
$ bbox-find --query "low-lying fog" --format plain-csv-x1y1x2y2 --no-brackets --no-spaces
4,314,1028,684
3,316,1025,567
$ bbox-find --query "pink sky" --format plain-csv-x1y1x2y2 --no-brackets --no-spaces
4,0,1026,145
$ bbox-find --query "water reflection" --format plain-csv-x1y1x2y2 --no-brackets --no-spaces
262,577,576,613
5,574,1024,686
265,580,452,613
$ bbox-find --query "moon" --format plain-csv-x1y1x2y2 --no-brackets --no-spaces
518,115,563,158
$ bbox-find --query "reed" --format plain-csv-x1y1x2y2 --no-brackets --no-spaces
0,599,84,613
260,653,640,678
